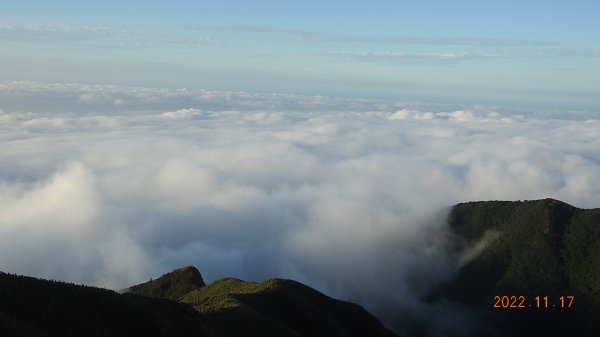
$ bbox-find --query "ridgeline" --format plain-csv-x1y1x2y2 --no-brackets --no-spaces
0,266,395,337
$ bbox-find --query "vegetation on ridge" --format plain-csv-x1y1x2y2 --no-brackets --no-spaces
439,198,600,337
0,272,208,337
1,269,396,337
180,277,396,337
127,265,205,300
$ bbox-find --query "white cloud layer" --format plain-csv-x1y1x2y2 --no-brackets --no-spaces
1,82,600,335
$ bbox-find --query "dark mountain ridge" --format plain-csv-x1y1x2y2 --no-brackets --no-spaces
127,265,206,300
0,271,208,337
0,269,396,337
439,198,600,337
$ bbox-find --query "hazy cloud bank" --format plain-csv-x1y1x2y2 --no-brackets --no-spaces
1,84,600,335
2,80,598,120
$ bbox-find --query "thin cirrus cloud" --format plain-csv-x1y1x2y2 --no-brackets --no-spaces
2,21,595,66
0,23,215,49
0,23,111,44
1,81,600,335
1,21,564,51
183,24,562,47
330,48,600,64
328,50,500,64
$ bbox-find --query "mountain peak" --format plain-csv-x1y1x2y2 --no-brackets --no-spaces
174,265,203,277
127,265,205,300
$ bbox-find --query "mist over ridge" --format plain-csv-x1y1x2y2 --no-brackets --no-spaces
1,81,600,335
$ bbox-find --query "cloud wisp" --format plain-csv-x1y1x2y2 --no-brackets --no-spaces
184,24,562,47
0,22,216,49
1,83,600,335
329,50,500,64
329,48,600,65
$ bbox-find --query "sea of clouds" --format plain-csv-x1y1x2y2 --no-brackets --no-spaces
1,81,599,335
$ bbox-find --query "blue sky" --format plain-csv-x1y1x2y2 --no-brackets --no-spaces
2,1,599,108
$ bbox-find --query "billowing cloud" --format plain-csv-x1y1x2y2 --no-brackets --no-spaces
1,82,599,335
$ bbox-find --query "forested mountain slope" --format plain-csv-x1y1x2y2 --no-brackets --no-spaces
439,199,600,336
